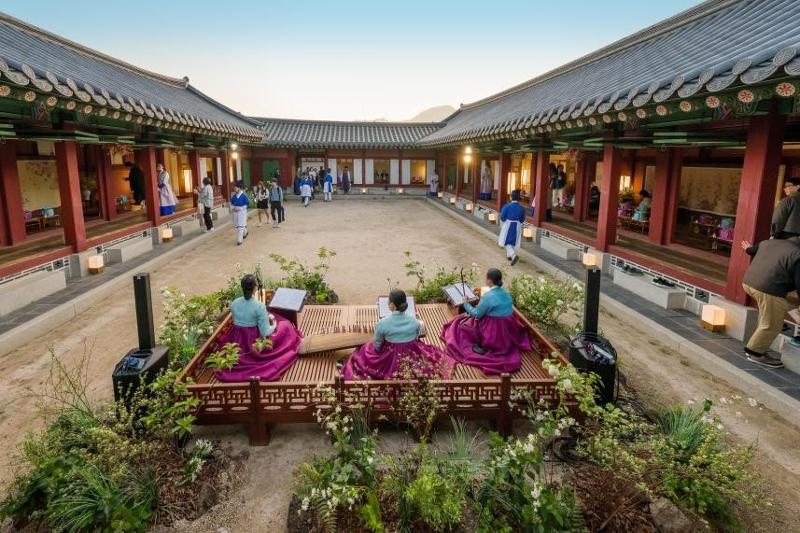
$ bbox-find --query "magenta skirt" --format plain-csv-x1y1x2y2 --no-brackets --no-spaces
215,314,302,382
440,314,531,375
342,339,454,381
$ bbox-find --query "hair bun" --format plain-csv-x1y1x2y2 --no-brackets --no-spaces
398,302,409,312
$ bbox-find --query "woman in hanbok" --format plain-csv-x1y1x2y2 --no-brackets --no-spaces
440,268,530,375
342,290,453,380
323,168,334,202
498,190,526,266
216,274,302,382
156,163,177,216
429,171,439,197
230,181,249,245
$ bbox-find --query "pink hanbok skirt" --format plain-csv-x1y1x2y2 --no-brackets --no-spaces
215,314,302,382
440,314,531,375
341,339,454,381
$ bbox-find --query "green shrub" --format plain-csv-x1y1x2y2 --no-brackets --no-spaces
403,251,478,303
509,274,583,338
267,247,337,303
403,457,467,531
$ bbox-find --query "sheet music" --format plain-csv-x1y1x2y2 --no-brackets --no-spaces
378,296,416,319
442,284,476,306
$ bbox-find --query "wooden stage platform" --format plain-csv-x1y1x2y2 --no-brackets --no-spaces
178,303,565,445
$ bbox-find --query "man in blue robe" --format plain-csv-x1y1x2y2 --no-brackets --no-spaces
498,190,526,266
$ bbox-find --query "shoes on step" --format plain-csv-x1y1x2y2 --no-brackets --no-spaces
746,351,784,368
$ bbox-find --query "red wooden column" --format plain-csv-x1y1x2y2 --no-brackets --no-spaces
595,144,622,252
726,111,786,304
95,146,117,221
220,150,232,201
647,149,674,244
136,147,160,227
188,150,202,208
0,142,26,245
497,153,510,210
471,158,479,201
573,155,587,222
54,141,87,252
531,148,548,226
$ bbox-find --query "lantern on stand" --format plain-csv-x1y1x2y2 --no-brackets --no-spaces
700,305,726,332
88,254,104,274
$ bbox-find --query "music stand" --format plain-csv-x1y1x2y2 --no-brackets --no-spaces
442,284,477,313
268,288,307,327
378,295,416,319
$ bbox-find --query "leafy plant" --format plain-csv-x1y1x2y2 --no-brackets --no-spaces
267,247,337,303
403,251,478,303
509,274,583,339
395,356,445,442
204,342,240,371
359,490,384,533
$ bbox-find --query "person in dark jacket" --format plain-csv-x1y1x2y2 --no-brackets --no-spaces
772,177,800,239
124,162,145,204
740,236,800,367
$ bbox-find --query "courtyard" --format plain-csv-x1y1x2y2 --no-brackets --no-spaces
1,197,799,531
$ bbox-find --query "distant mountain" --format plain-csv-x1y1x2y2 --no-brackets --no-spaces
406,105,456,123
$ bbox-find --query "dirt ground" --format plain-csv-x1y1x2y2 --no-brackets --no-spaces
1,197,798,532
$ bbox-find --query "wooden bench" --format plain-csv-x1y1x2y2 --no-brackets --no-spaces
178,303,567,445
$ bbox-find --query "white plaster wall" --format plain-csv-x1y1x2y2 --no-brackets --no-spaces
401,160,411,185
426,160,436,184
365,159,374,185
327,159,337,178
353,159,363,184
390,159,399,185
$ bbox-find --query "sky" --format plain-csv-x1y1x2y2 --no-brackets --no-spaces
3,0,702,121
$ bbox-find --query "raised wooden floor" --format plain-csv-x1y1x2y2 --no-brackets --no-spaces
180,303,561,445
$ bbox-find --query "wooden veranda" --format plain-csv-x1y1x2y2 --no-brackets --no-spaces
177,303,567,445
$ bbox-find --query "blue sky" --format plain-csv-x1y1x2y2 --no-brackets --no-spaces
4,0,701,120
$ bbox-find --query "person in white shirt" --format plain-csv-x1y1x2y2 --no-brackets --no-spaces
194,177,214,232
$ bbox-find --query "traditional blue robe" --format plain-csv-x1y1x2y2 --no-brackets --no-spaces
498,201,526,246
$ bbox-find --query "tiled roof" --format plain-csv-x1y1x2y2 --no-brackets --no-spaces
255,118,443,149
0,12,264,141
420,0,800,146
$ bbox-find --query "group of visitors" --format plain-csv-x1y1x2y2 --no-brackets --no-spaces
124,161,179,216
217,267,529,384
295,165,351,202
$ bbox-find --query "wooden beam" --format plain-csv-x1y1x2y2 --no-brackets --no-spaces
0,142,26,245
531,148,548,226
55,141,87,252
136,147,160,227
595,144,622,251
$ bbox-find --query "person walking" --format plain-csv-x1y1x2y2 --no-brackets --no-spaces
124,161,146,205
156,163,178,216
194,177,214,232
230,181,249,245
270,180,284,228
253,180,270,227
300,174,312,207
739,236,800,368
323,168,334,202
429,170,439,197
498,190,526,266
772,176,800,239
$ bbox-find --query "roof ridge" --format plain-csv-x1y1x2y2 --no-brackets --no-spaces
0,10,188,88
253,116,444,126
459,0,742,111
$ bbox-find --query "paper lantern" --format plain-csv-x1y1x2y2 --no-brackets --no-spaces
488,212,497,224
87,254,104,274
465,202,473,212
449,197,456,205
397,188,405,194
437,192,443,198
523,227,534,241
700,304,726,332
160,227,173,242
360,187,367,194
582,252,600,268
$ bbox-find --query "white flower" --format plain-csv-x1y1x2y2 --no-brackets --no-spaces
367,456,374,465
716,423,724,430
560,378,574,393
300,497,310,511
748,397,758,407
687,399,695,405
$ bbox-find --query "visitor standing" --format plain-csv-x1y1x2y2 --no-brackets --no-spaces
342,166,351,194
300,174,313,207
498,190,526,266
270,180,284,228
194,177,214,232
480,162,491,200
323,168,334,202
772,177,800,239
230,181,249,245
429,170,439,197
253,180,270,227
124,161,146,205
156,163,177,216
739,236,800,368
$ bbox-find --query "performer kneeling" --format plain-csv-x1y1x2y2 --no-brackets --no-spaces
440,268,531,375
216,274,302,382
342,289,453,380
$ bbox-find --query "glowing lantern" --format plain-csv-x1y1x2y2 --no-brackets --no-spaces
437,192,443,198
465,202,473,212
360,187,367,194
700,305,726,332
87,254,104,274
160,227,173,242
582,252,600,268
523,227,534,241
449,197,456,205
488,212,497,224
397,187,405,194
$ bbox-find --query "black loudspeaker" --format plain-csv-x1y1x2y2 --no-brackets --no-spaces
112,273,170,403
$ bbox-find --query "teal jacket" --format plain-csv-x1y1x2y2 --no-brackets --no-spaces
374,311,422,349
231,296,275,337
464,286,513,319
